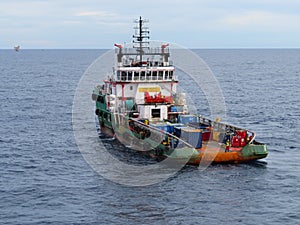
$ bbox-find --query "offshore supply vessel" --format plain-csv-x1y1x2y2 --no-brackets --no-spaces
92,17,268,164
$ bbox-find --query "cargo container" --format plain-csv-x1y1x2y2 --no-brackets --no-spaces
180,127,202,149
168,123,185,133
170,105,184,112
174,126,188,137
202,131,211,141
150,123,169,132
177,115,198,124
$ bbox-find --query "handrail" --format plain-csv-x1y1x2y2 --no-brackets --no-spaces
117,47,170,55
197,115,256,144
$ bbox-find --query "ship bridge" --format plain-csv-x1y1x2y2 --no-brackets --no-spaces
113,16,175,83
115,66,177,82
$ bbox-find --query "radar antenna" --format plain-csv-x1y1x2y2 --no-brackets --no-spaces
133,16,150,64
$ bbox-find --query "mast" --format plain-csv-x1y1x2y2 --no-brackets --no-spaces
133,16,149,65
115,16,170,67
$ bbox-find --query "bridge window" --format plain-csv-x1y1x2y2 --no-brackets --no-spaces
169,70,173,79
146,70,151,80
134,71,139,80
121,71,127,81
158,71,163,80
140,71,145,80
152,71,157,80
165,70,169,79
128,71,132,81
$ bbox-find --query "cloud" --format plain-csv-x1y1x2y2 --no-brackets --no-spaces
74,10,128,29
216,11,300,31
1,0,300,48
76,11,116,17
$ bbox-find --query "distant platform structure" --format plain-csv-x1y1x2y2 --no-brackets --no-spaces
14,46,20,51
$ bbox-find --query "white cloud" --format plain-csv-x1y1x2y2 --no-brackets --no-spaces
76,11,116,17
74,10,123,23
0,0,300,48
216,11,300,31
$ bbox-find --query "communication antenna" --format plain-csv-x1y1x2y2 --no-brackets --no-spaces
133,16,150,63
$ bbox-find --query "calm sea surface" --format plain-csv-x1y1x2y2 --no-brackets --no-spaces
0,49,299,224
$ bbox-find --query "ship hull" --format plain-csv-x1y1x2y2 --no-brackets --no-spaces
98,119,268,165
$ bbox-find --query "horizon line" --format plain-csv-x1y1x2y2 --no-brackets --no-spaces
2,47,300,50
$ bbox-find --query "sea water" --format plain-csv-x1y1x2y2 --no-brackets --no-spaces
0,49,299,224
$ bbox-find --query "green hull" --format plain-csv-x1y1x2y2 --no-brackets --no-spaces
93,89,268,164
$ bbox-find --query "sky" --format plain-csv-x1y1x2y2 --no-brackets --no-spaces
1,0,300,49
